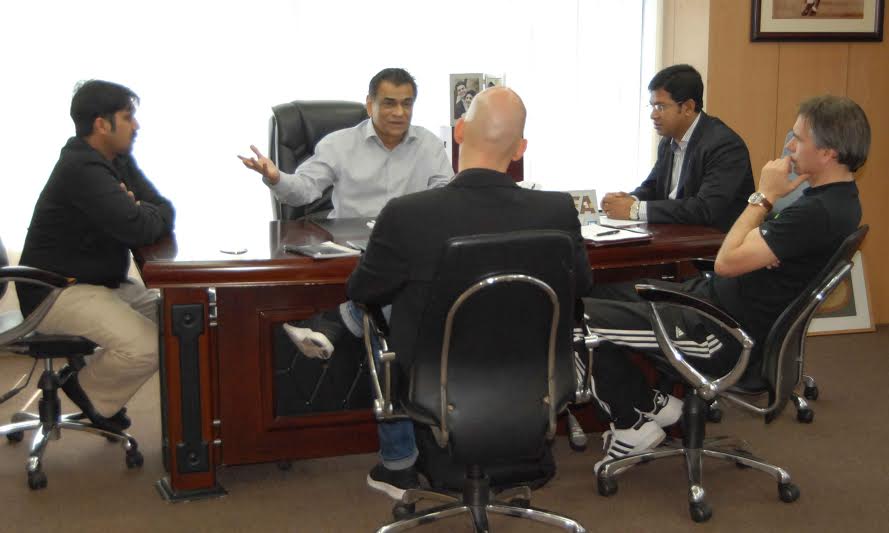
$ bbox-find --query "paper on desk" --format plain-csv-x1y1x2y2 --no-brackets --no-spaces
598,215,644,228
581,223,650,243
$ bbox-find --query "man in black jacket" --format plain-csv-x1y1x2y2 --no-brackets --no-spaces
334,87,592,499
17,80,175,431
601,64,754,232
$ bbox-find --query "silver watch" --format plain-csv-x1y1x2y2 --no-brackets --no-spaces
629,200,640,221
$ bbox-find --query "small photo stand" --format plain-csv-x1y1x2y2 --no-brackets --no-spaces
450,73,506,125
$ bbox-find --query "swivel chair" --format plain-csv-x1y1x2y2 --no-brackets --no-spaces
268,100,368,220
0,236,143,490
595,226,869,522
363,230,593,532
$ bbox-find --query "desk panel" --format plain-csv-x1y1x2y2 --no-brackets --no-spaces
137,220,723,499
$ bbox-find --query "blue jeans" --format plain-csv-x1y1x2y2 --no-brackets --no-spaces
344,301,418,470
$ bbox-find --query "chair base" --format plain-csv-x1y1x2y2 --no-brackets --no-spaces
596,394,799,523
1,367,142,490
379,468,586,532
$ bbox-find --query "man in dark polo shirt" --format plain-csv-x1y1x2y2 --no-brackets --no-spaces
584,95,868,473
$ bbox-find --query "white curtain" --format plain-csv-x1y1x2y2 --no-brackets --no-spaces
0,0,657,249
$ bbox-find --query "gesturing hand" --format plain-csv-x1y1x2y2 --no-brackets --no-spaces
238,145,281,185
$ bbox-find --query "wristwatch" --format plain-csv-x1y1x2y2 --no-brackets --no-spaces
629,199,640,220
748,191,773,212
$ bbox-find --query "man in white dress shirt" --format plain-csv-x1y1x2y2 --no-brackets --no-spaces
239,67,453,218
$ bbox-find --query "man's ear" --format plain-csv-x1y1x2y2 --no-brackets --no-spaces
93,116,111,135
454,117,465,145
365,95,374,118
512,139,528,162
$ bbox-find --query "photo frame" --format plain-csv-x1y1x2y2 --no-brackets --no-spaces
808,251,875,335
449,73,506,126
751,0,884,41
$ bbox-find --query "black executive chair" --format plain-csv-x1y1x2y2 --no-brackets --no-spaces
268,100,369,220
0,236,143,490
362,230,593,533
596,226,869,522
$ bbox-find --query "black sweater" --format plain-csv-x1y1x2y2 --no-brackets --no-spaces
17,137,175,315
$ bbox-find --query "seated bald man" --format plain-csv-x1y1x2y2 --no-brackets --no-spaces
311,87,592,498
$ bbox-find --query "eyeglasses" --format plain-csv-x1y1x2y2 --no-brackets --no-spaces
647,100,686,113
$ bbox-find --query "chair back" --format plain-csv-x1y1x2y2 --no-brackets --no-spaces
404,230,578,466
757,225,869,421
268,100,368,220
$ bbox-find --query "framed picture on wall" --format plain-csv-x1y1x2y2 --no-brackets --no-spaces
808,251,875,335
751,0,885,41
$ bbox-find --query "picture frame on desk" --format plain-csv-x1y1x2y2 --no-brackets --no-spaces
449,73,506,126
808,251,875,335
751,0,884,41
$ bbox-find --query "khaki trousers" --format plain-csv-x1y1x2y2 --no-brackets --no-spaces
36,278,159,417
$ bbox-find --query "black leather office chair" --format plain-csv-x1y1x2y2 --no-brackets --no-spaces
268,100,368,220
362,230,592,532
0,236,143,490
596,226,869,522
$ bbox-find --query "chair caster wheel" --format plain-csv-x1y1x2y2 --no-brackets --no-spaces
706,406,723,423
28,470,48,490
6,431,24,443
126,449,144,469
803,385,819,401
597,476,618,497
689,501,712,522
277,461,293,471
796,408,814,423
392,502,415,519
778,482,800,503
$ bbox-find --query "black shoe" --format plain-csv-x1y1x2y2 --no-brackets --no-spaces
366,463,420,500
109,407,132,430
58,365,124,433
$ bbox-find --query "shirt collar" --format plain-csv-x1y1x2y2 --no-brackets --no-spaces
450,168,518,188
673,113,701,152
362,118,418,147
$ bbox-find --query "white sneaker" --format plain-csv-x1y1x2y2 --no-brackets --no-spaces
282,323,334,359
642,391,682,428
594,417,666,475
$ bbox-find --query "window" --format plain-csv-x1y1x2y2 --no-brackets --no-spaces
0,0,657,249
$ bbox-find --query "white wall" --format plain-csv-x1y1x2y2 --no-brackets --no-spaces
0,0,658,251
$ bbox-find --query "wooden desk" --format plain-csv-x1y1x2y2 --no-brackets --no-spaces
136,221,723,500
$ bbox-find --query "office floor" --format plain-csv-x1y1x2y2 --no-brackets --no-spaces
1,327,887,532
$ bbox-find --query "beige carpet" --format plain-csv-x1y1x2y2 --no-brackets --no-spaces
1,327,887,532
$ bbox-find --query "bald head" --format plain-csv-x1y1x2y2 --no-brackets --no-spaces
455,87,528,173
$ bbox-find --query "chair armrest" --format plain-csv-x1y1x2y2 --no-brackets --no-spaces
1,267,75,347
634,284,755,401
691,258,715,273
573,304,599,404
358,303,400,421
0,266,73,289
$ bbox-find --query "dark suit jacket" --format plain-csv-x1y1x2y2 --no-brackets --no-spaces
631,112,754,232
346,168,592,366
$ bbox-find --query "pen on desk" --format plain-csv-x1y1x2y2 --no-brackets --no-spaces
595,229,620,237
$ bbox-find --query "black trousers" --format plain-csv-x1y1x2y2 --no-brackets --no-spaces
583,278,741,428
